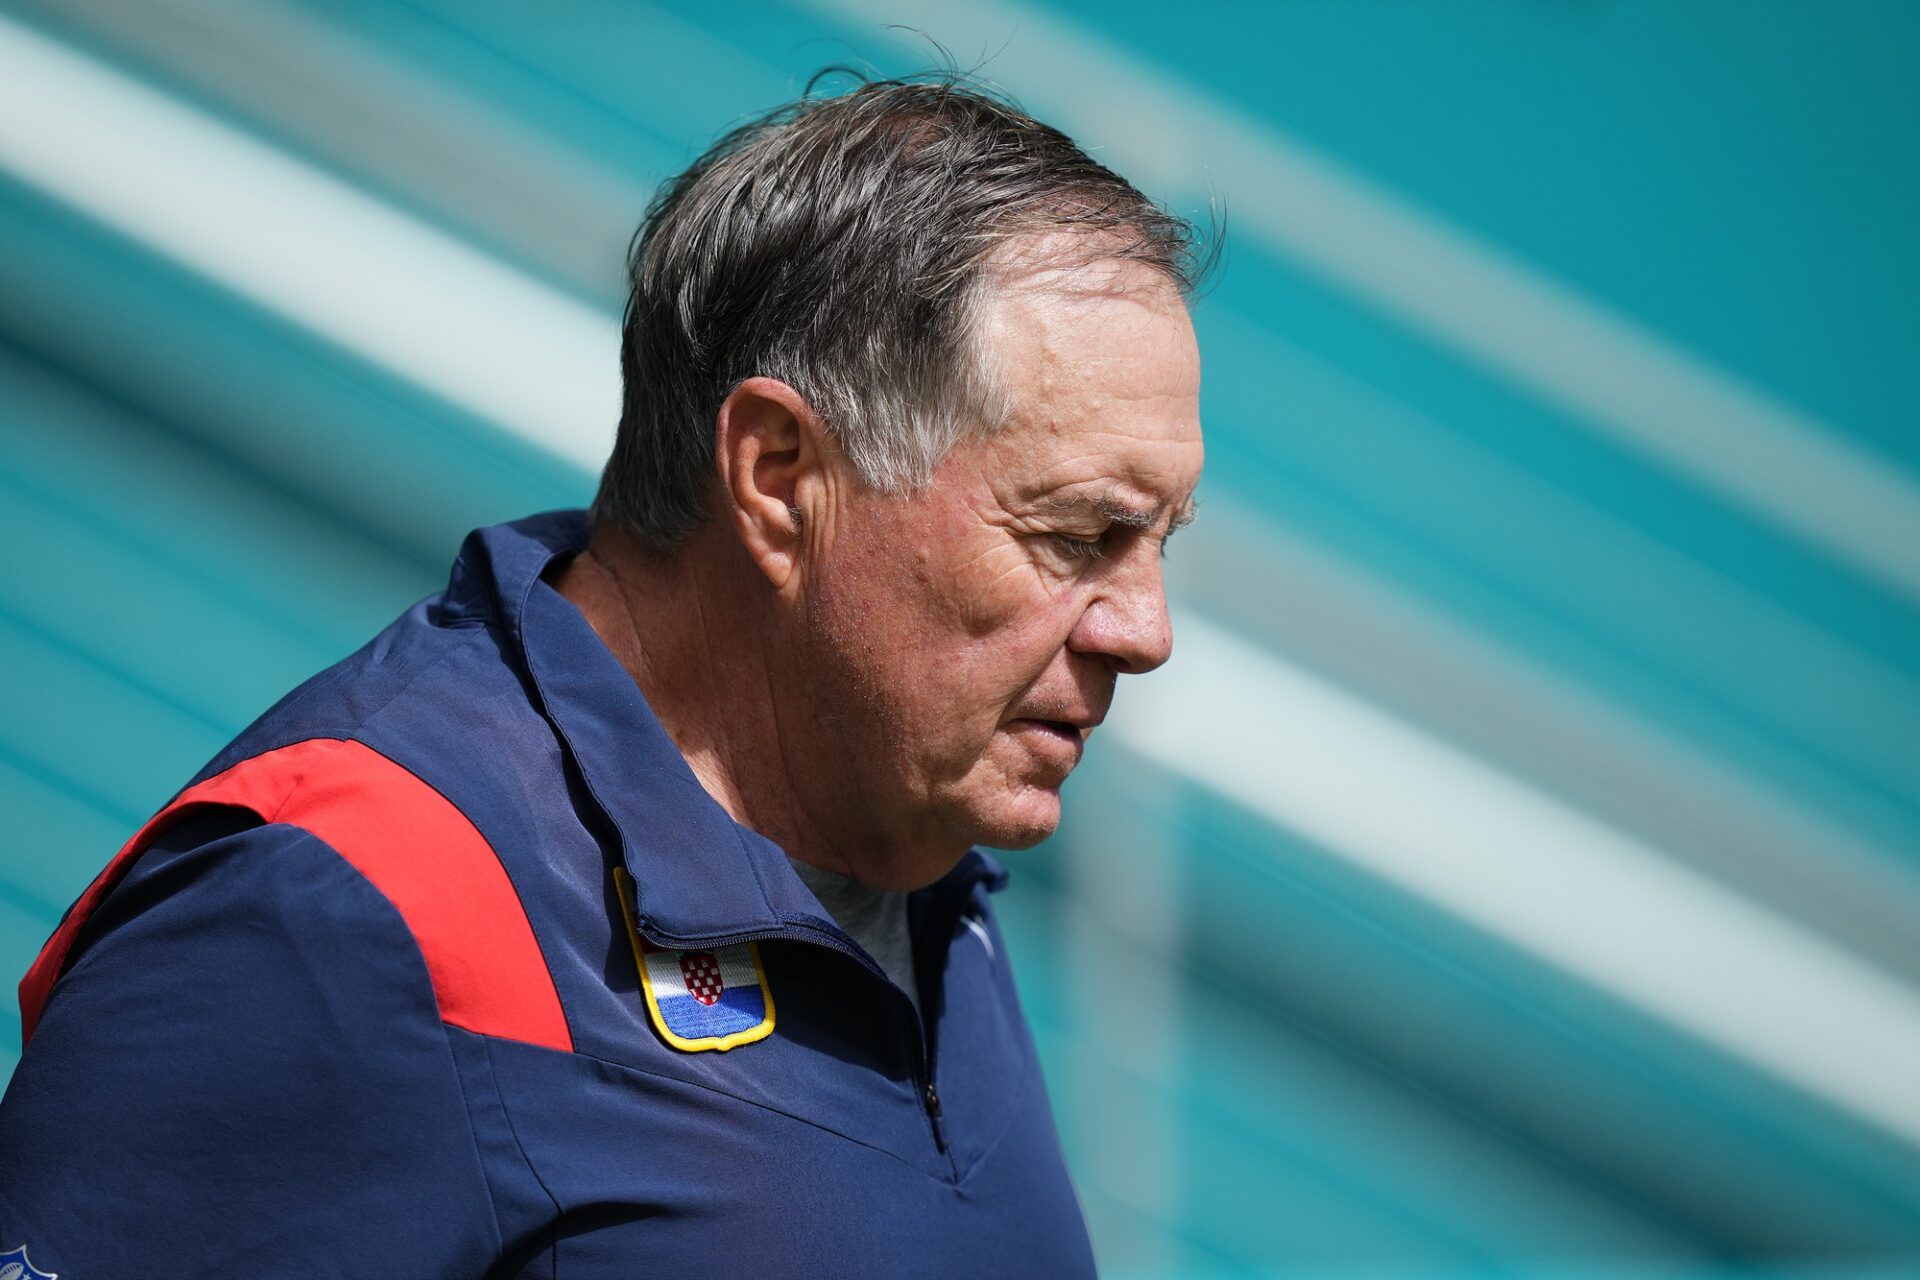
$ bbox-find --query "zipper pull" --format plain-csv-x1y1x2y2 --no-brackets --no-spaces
924,1080,949,1151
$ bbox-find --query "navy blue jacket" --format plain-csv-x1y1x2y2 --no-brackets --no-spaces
0,512,1096,1278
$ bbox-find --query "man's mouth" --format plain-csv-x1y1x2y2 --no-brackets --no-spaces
1024,718,1083,745
1005,718,1091,764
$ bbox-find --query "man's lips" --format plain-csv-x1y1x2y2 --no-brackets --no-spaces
1006,716,1099,745
1019,718,1081,742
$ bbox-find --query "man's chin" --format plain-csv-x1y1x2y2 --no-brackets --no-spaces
971,788,1064,851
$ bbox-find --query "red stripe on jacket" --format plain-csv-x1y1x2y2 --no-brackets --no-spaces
18,738,572,1052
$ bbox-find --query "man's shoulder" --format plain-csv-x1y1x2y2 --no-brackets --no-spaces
54,810,451,1023
20,600,586,1052
25,730,578,1055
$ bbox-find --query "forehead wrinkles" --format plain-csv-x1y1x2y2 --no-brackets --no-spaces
979,253,1197,402
980,423,1197,518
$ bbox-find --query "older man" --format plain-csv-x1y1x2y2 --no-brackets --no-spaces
0,78,1202,1277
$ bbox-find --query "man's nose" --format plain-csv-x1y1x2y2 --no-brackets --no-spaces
1067,552,1175,675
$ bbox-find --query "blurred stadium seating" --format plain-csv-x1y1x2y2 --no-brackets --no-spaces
2,2,1917,1275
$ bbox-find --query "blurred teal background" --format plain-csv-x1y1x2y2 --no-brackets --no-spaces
2,2,1917,1276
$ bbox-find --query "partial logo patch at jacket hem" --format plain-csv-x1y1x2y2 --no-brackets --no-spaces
0,1244,58,1280
614,868,775,1052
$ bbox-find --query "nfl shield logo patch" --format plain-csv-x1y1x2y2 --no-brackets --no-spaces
0,1245,58,1280
614,869,776,1052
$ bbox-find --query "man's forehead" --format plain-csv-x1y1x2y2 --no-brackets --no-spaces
980,268,1199,426
986,260,1192,352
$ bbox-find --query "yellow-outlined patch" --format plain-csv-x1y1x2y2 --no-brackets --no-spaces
614,867,775,1052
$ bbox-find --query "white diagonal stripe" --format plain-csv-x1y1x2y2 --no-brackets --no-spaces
0,13,620,471
1112,609,1920,1148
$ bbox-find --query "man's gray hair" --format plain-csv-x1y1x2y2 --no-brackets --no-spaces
592,73,1208,549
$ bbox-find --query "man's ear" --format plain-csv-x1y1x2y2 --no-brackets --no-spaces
712,376,831,589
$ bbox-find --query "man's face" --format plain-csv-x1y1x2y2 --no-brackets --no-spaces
796,255,1203,886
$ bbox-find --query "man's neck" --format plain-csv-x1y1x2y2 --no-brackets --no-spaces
550,522,862,880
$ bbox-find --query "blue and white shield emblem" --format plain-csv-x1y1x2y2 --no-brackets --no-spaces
0,1245,59,1280
614,869,776,1052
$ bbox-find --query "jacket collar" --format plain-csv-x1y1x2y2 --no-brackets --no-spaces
445,512,1004,945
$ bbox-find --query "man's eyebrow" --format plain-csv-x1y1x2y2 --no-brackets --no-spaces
1040,492,1184,530
1092,494,1158,529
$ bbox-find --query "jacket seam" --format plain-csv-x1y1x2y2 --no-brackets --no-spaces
281,823,511,1262
284,820,555,1268
496,1038,961,1185
479,1033,564,1279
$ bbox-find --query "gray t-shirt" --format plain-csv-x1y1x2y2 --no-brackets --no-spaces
787,858,920,1015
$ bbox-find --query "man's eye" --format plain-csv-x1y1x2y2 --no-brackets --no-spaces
1050,533,1106,561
